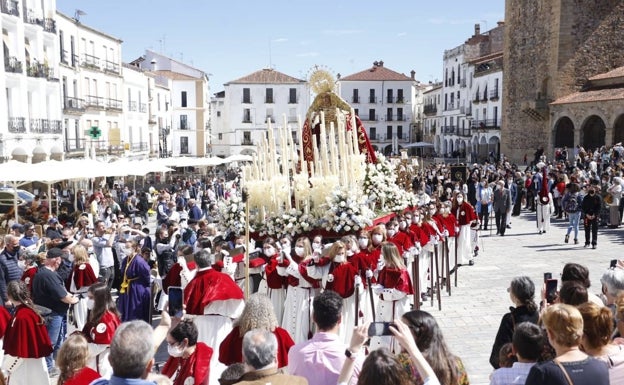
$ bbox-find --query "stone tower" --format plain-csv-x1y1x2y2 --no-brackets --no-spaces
502,0,624,162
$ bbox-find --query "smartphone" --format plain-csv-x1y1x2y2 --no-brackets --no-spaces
611,259,618,269
368,322,394,337
545,279,558,304
543,272,552,283
168,286,184,318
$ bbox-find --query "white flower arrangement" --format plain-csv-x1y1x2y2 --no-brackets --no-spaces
320,188,374,234
363,152,410,213
217,194,248,235
260,208,317,238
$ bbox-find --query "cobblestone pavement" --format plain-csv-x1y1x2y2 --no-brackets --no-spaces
422,210,622,385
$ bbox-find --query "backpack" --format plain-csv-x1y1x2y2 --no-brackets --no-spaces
563,194,579,213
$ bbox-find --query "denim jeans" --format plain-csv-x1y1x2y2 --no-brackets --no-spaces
45,311,66,369
566,211,581,239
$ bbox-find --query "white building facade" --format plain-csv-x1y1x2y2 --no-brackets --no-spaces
338,61,418,156
56,11,123,160
0,0,63,162
423,83,442,146
211,68,308,157
135,50,210,157
121,64,150,159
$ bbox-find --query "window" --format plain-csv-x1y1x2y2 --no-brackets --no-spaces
397,108,403,121
369,89,376,103
289,88,297,103
180,114,188,130
59,30,65,63
386,108,393,121
265,88,274,103
386,126,392,140
70,36,76,66
369,127,377,140
387,89,393,103
353,89,359,103
368,109,376,121
354,108,359,116
157,94,161,111
243,131,251,145
493,106,498,126
397,89,404,103
397,125,403,139
218,133,223,140
243,109,251,123
181,91,187,107
243,88,251,103
266,108,274,123
180,137,189,154
216,111,221,117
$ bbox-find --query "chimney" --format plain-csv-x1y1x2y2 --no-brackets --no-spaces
475,23,481,36
410,70,415,80
379,60,384,67
373,61,379,67
337,73,341,79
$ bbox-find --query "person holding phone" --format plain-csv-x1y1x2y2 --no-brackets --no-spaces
116,240,151,323
81,282,121,378
489,276,539,369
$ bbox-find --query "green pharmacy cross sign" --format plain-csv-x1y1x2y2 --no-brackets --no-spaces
89,126,101,139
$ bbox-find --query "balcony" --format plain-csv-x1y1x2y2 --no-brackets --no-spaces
106,98,122,111
441,125,457,134
1,0,19,16
4,56,22,73
64,97,85,113
149,115,157,125
30,119,62,134
128,101,137,111
423,104,437,115
104,60,119,74
466,107,472,116
131,142,148,152
385,114,393,122
265,97,274,104
242,116,252,123
458,128,471,137
368,96,377,103
386,96,394,103
8,117,26,133
288,97,298,104
460,79,467,88
139,103,147,113
369,133,377,140
23,9,44,27
445,102,457,111
288,116,298,123
362,114,378,122
470,119,501,130
84,95,105,109
242,139,254,146
43,18,55,33
241,97,252,104
396,114,406,121
265,116,276,123
489,88,500,100
352,96,360,103
81,54,100,70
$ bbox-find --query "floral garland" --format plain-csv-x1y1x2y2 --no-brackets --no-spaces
260,209,317,238
363,152,410,213
320,188,374,234
216,194,248,236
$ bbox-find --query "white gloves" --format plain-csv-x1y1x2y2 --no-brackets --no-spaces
354,275,363,287
327,273,334,283
365,269,374,279
443,229,449,237
376,259,385,272
372,284,384,294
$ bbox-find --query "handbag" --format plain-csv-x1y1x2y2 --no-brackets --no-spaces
554,359,574,385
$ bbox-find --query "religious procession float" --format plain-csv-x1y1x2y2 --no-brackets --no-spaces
218,69,421,241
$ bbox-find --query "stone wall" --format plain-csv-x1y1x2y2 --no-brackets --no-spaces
502,0,624,162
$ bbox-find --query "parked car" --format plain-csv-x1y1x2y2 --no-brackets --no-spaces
0,188,35,215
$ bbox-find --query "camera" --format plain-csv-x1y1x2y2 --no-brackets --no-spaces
368,322,395,337
175,234,181,239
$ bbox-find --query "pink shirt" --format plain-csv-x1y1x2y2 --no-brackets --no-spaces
287,332,361,385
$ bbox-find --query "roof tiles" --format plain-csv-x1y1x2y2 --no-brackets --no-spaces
340,64,412,82
227,69,304,84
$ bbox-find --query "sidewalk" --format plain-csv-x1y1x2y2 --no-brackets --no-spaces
421,210,620,385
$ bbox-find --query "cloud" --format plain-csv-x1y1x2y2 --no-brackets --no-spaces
272,38,288,43
397,32,407,37
321,29,363,36
296,51,319,57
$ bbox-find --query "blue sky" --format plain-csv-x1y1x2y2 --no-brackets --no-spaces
57,0,504,92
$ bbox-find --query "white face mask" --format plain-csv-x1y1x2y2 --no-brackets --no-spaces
87,247,94,254
358,238,369,248
387,229,396,237
281,244,291,254
87,299,95,310
294,247,305,257
413,216,420,223
312,243,322,251
264,247,275,257
372,234,383,245
167,343,185,358
399,221,407,230
17,260,26,270
429,209,436,216
346,250,354,257
333,254,345,263
456,197,464,204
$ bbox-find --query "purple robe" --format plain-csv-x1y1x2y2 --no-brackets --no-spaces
116,253,151,322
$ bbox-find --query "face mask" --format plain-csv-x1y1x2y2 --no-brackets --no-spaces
358,238,369,248
333,254,345,263
167,343,185,358
481,182,486,186
399,221,407,230
68,254,75,263
294,247,305,257
387,229,396,237
405,216,412,222
346,250,354,257
457,197,464,204
124,247,134,256
87,247,94,254
281,244,291,254
87,299,94,310
264,247,275,257
446,189,452,195
372,234,383,245
429,209,436,216
413,216,420,223
18,260,26,270
312,243,322,251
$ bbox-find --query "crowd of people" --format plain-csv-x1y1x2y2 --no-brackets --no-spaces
0,145,623,385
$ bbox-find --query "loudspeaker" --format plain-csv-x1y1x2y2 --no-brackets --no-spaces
450,166,468,182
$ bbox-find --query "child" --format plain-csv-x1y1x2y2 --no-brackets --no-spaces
490,322,544,385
